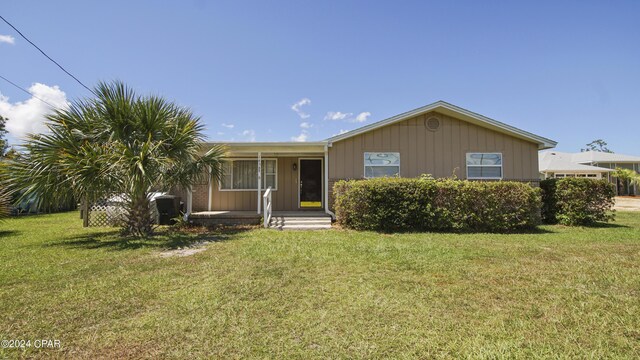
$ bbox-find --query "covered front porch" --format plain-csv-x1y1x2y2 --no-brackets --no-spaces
189,210,331,228
183,142,335,227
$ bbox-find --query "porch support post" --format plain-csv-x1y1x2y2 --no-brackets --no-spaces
324,144,335,219
632,164,640,196
257,152,262,214
207,166,212,211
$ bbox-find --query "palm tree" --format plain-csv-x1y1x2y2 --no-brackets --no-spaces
612,168,640,186
611,167,640,195
0,158,11,220
8,81,224,236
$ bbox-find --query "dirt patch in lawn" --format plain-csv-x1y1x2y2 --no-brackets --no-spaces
157,238,219,258
158,246,208,258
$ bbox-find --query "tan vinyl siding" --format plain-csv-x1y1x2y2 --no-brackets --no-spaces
205,157,313,212
328,111,539,180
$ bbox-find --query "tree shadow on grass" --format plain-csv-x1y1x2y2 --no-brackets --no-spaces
543,221,630,229
0,230,19,238
368,226,558,235
510,227,557,235
46,226,254,251
580,222,629,229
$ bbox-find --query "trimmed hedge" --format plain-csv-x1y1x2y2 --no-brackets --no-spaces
540,178,615,225
334,178,541,233
539,179,558,224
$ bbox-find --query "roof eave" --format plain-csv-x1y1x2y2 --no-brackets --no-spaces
202,141,328,155
205,141,328,147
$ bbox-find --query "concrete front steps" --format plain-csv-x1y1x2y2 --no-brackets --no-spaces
269,215,332,230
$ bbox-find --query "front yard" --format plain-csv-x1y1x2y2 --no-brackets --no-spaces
1,212,639,359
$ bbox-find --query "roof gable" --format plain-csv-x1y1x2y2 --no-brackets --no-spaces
325,101,557,150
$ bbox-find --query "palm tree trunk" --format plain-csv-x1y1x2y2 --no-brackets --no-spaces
125,195,154,237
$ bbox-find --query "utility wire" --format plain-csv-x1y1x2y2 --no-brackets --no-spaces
0,14,97,96
0,74,59,108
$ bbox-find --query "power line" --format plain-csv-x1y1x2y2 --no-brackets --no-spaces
0,74,59,108
0,14,96,96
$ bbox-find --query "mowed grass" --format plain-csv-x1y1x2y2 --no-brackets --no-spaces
1,212,640,359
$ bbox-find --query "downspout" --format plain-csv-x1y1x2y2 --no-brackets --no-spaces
257,151,262,214
324,144,336,219
184,186,193,221
207,165,212,211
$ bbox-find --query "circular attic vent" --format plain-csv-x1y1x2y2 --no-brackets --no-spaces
425,117,440,131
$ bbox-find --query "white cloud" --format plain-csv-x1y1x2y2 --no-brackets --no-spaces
325,110,372,123
332,129,350,136
291,130,308,142
221,123,234,128
216,131,225,135
324,111,352,121
240,129,256,142
291,98,311,119
0,83,68,141
300,122,313,129
0,35,15,45
354,112,371,123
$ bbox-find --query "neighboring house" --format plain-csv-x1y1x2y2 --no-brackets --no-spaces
539,150,640,195
177,101,557,225
539,151,614,179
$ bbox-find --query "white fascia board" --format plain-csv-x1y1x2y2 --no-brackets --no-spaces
205,141,328,147
204,142,327,154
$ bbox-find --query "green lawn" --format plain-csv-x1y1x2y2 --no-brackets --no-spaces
1,212,639,359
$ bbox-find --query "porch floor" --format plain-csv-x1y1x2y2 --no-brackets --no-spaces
190,210,330,219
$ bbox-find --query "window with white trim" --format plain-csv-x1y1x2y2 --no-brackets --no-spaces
556,173,599,179
364,152,400,178
219,159,277,190
466,153,503,179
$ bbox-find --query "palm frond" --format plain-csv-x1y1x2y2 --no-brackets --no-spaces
0,187,9,220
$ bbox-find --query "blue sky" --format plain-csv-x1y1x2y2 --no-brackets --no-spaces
1,1,638,153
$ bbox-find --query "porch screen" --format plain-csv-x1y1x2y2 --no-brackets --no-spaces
466,153,503,179
220,159,277,190
364,152,400,178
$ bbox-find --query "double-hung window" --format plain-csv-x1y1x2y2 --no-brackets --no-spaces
466,153,503,179
364,152,400,178
220,159,277,190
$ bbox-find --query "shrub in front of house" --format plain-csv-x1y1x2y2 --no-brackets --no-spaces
333,178,542,232
539,178,558,224
540,178,615,225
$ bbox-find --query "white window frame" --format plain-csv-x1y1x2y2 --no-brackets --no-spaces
466,152,503,180
218,158,278,191
556,173,599,179
363,152,401,179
